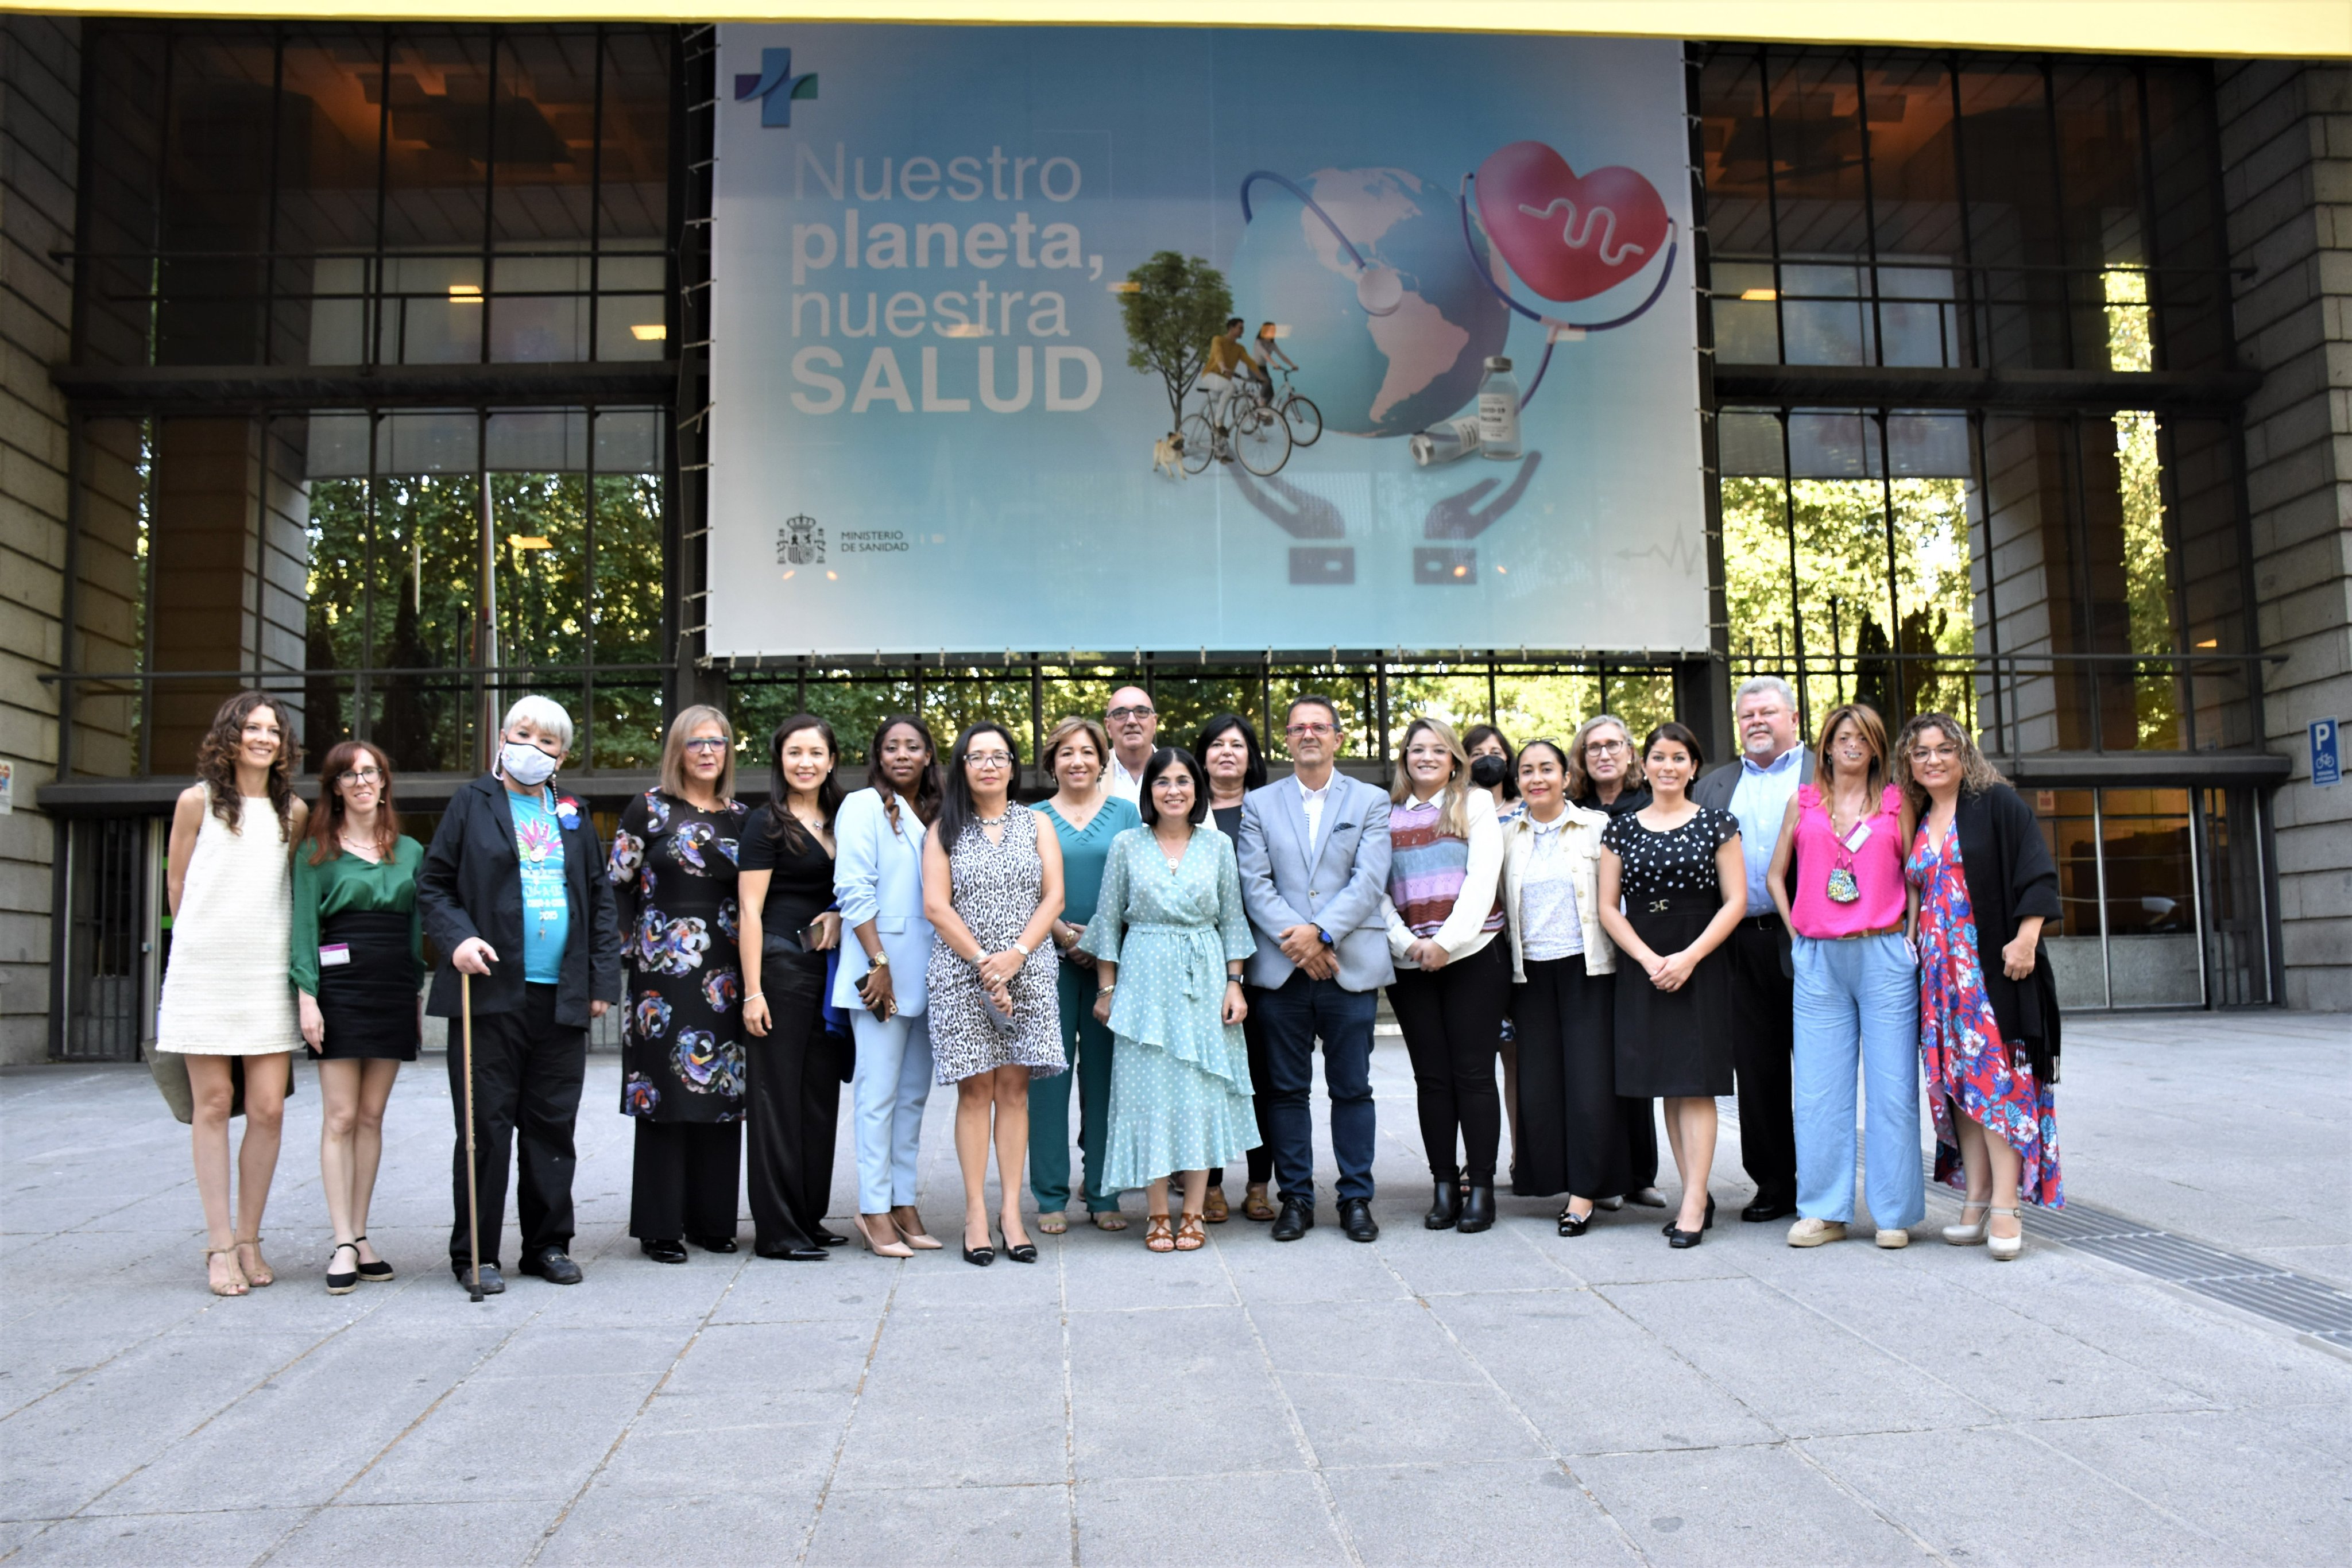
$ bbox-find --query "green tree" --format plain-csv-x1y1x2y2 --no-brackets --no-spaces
1119,250,1232,438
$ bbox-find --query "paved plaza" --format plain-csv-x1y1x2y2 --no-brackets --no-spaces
1,1012,2347,1566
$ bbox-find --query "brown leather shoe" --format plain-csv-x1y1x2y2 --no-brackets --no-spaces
1203,1187,1230,1224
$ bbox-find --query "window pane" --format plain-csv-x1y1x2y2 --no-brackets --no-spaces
274,31,385,367
157,28,277,365
71,419,152,777
1956,62,2069,371
2032,787,2106,1009
1698,49,1777,362
2100,787,2202,1006
1863,55,1963,367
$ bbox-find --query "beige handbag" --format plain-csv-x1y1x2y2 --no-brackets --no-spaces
146,1049,293,1125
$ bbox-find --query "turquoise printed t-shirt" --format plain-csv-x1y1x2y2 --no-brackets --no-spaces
510,787,570,983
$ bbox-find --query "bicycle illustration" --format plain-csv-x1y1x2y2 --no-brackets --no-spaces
1177,374,1293,477
1259,366,1322,447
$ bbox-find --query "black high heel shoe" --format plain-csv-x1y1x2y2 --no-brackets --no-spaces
1557,1203,1592,1238
1661,1195,1715,1237
1003,1225,1038,1264
962,1226,995,1267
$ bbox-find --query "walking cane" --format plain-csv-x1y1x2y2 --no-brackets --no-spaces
461,970,484,1304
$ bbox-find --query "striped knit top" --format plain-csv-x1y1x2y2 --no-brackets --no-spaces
1387,797,1507,940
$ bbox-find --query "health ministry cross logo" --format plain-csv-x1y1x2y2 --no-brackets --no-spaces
735,48,819,128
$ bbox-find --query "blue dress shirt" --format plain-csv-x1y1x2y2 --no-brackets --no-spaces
1727,748,1804,916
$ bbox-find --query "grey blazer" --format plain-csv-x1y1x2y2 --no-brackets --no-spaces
1235,774,1395,993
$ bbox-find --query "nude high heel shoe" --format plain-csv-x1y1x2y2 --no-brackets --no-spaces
1986,1205,2024,1261
858,1213,914,1259
1941,1198,1991,1246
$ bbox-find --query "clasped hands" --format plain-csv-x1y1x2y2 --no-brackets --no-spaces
1278,923,1337,980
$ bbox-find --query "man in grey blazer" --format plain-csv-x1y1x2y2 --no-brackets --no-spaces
1236,695,1394,1242
1691,675,1813,1224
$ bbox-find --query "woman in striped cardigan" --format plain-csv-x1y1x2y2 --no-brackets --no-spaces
1379,718,1508,1234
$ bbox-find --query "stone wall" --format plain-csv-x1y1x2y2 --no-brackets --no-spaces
0,17,78,1063
2218,61,2352,1011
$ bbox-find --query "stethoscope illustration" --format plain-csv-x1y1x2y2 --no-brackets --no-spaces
1238,168,1678,409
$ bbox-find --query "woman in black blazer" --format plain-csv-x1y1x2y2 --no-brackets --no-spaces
417,696,622,1293
1894,714,2063,1263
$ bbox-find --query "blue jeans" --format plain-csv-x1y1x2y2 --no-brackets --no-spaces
1255,973,1378,1203
1792,933,1924,1229
850,1009,933,1214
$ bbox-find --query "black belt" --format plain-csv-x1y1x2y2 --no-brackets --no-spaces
1631,891,1724,917
1740,914,1782,932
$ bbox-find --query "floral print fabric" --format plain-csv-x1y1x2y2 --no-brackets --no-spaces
608,789,748,1122
1907,824,2062,1207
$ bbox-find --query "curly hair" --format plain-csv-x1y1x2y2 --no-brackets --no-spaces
1892,712,2007,814
194,690,296,841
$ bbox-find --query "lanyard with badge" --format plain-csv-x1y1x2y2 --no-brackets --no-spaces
1824,799,1870,904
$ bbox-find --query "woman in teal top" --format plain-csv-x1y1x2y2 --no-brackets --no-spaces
1081,747,1258,1253
1034,718,1142,1233
291,741,424,1294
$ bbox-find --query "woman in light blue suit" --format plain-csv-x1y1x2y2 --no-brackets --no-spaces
834,716,946,1258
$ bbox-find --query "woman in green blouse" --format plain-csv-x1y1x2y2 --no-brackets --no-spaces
1032,717,1140,1233
292,740,424,1294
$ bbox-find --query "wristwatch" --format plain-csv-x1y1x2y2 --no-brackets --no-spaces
868,949,889,967
1317,928,1334,946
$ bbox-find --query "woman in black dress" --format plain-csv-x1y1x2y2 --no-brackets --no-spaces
1196,713,1276,1222
1595,721,1744,1248
739,714,847,1261
610,705,751,1263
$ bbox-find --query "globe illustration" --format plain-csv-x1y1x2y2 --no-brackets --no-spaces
1227,168,1511,440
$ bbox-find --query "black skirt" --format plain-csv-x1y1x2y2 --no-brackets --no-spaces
311,908,420,1062
1613,895,1733,1098
1511,956,1632,1200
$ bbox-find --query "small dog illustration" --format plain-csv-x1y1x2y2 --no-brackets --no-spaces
1152,432,1186,480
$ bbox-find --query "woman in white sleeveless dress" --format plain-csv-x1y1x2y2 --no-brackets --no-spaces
156,692,308,1296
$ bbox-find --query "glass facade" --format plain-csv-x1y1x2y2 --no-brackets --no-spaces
44,25,2278,1053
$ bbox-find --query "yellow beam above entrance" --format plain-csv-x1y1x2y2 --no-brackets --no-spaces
4,2,2344,61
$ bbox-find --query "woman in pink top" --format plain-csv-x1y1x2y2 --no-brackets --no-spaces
1766,703,1925,1249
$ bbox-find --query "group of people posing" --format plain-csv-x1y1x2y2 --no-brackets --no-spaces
152,673,2063,1298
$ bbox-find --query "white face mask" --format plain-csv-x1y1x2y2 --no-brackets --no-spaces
500,741,559,787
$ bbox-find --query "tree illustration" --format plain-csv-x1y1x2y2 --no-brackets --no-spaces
1117,250,1232,439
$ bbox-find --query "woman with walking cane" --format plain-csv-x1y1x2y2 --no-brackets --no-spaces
417,696,621,1294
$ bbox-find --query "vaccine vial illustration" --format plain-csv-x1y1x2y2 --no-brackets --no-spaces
1477,356,1522,459
1410,415,1484,466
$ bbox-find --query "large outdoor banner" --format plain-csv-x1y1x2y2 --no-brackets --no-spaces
708,24,1704,656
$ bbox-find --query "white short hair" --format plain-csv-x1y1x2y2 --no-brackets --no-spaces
502,694,575,750
1734,675,1798,714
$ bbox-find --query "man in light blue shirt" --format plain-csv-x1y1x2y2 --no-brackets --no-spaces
1693,676,1812,1223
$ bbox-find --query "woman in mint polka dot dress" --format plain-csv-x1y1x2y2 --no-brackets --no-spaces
1081,748,1259,1253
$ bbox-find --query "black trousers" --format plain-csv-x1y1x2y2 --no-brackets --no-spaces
629,1118,743,1242
1728,919,1798,1203
1510,956,1632,1201
1221,998,1276,1188
1387,938,1512,1185
446,982,586,1268
746,989,848,1253
1621,1094,1659,1188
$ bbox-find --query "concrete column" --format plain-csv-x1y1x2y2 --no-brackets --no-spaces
0,17,79,1064
2219,62,2352,1012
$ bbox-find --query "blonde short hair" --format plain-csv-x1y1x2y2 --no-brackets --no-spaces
659,704,736,801
1043,716,1110,787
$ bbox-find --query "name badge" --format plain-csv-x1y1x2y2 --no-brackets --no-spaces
319,943,351,967
1842,823,1873,853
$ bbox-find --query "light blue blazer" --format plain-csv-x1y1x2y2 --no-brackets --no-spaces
830,787,934,1015
1235,773,1395,993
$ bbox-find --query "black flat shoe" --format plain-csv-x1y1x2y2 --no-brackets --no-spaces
1271,1198,1314,1242
326,1241,360,1295
962,1240,996,1266
454,1262,505,1294
690,1234,739,1254
815,1229,849,1247
1741,1196,1796,1224
1004,1241,1038,1264
1663,1195,1716,1237
1457,1186,1496,1234
351,1234,394,1281
1668,1224,1704,1249
1557,1205,1592,1238
519,1248,583,1285
756,1244,830,1262
1338,1198,1379,1243
640,1238,688,1265
1425,1179,1461,1231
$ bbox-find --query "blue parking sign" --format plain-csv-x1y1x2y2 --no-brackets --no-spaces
2313,719,2342,788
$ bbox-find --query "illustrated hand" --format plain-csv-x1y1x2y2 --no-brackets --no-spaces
977,950,1024,991
1278,924,1325,966
2001,932,2038,981
809,912,842,952
298,993,324,1051
1424,451,1544,540
1229,469,1345,539
451,936,498,976
858,963,898,1020
1223,982,1248,1025
745,993,772,1037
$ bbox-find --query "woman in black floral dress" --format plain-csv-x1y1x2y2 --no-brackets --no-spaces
608,706,750,1262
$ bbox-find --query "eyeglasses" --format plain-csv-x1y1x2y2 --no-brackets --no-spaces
1285,722,1334,738
1107,704,1155,721
683,737,730,753
1150,776,1191,790
338,767,382,785
967,752,1013,768
1909,744,1961,762
1587,739,1628,756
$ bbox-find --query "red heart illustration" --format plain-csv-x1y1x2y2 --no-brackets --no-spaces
1475,141,1669,304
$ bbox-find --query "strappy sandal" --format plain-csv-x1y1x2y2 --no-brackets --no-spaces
203,1242,249,1297
234,1232,274,1288
351,1234,394,1282
1144,1214,1175,1253
1202,1188,1230,1224
326,1241,361,1296
1174,1213,1206,1252
1037,1212,1069,1235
